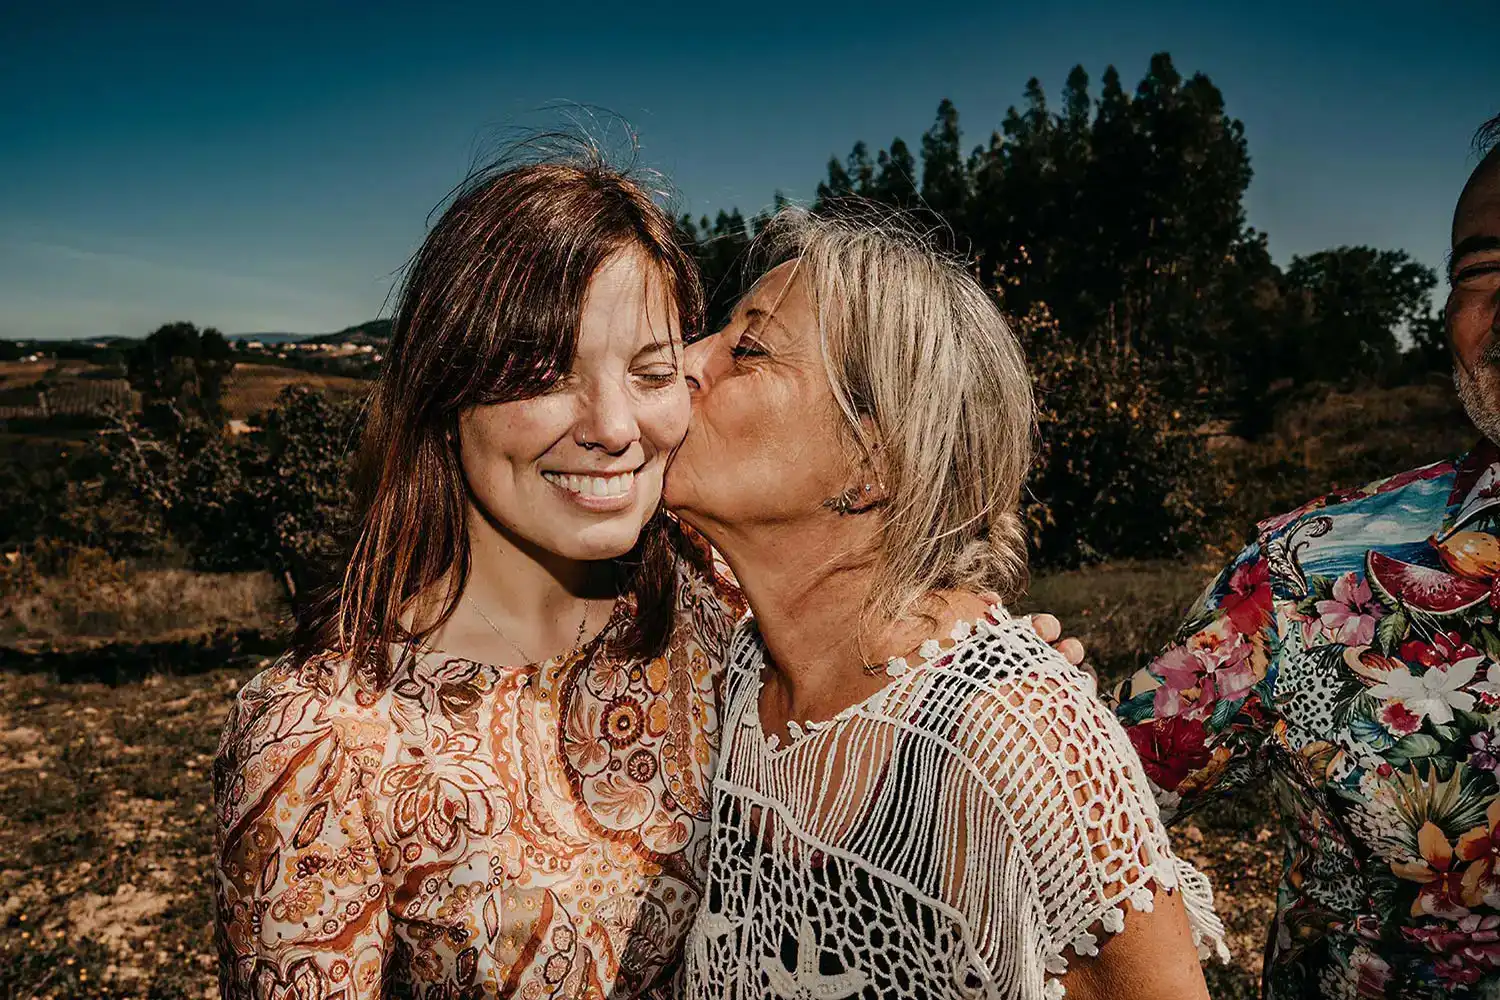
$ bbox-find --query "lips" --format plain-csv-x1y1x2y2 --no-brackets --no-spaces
541,470,636,498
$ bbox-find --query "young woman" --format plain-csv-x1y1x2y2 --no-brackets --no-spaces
668,209,1228,999
212,156,744,1000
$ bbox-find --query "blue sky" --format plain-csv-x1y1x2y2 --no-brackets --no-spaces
2,0,1495,339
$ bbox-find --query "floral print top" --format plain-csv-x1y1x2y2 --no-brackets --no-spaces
212,528,744,1000
1109,441,1500,998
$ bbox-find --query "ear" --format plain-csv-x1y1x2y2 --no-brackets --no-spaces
823,422,891,517
854,415,889,493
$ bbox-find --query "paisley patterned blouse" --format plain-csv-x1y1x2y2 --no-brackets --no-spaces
212,529,744,1000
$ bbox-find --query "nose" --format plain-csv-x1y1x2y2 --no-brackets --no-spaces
684,332,725,395
575,378,639,454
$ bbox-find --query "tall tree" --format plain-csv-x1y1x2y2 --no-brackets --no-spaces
921,99,968,223
871,138,919,207
1282,247,1438,376
127,321,235,426
682,209,754,329
847,141,875,195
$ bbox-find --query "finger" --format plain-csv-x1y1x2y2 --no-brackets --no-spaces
1028,613,1061,643
1057,638,1086,666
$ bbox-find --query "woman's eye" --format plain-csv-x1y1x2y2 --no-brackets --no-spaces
634,367,680,386
731,342,767,361
539,372,580,395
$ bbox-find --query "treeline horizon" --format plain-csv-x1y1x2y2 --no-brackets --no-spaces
678,52,1445,429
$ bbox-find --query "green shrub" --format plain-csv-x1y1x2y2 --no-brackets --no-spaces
1023,307,1229,567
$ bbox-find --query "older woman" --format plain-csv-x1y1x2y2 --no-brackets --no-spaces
666,208,1228,999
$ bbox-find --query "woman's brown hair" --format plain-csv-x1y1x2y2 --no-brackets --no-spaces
293,149,703,686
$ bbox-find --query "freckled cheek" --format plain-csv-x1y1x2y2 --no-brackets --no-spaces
460,399,573,473
637,389,691,456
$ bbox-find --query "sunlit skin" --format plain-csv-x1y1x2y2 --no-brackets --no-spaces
427,250,688,665
668,265,1087,667
1450,153,1500,444
431,250,1070,671
668,263,1201,999
668,264,859,534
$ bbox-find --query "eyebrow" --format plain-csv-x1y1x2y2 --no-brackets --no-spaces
1450,235,1500,278
743,306,793,338
634,339,677,359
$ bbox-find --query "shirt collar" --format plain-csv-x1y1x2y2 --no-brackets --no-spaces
1444,438,1500,536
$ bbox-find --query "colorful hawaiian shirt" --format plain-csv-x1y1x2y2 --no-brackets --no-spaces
1110,441,1500,999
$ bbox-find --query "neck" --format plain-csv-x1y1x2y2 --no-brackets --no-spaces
419,503,616,663
462,506,612,618
701,511,891,707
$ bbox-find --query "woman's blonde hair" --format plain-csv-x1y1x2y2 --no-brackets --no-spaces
754,203,1035,618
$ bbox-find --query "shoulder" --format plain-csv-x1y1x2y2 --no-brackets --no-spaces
897,619,1228,963
935,613,1097,706
1254,452,1460,544
214,650,390,815
222,649,381,740
888,616,1107,765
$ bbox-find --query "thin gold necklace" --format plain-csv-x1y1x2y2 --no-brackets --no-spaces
465,595,591,664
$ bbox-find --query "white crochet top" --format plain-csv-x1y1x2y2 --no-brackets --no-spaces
681,606,1228,1000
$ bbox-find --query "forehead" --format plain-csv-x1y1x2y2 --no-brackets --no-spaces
579,250,680,338
1455,156,1500,243
741,260,811,319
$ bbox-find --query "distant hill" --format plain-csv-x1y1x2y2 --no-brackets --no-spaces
235,333,310,344
302,320,392,347
10,322,394,348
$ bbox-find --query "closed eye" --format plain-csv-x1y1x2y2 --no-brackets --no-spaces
538,371,580,395
1455,260,1500,285
634,367,680,387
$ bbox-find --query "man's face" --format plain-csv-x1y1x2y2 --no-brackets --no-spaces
1450,153,1500,443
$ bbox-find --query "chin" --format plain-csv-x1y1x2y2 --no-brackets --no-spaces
661,459,702,514
557,521,652,561
1457,366,1500,446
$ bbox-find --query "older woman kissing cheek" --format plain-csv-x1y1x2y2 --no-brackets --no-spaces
665,208,1227,1000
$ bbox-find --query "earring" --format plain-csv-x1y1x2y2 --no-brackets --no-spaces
822,484,877,516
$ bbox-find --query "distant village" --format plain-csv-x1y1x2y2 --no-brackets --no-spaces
0,322,389,428
236,338,384,365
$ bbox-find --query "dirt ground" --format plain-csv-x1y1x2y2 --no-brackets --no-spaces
0,555,1282,1000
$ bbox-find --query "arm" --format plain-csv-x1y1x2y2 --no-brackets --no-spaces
943,640,1228,999
213,661,391,1000
1059,886,1207,1000
1103,540,1279,823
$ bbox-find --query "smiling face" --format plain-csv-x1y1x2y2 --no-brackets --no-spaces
1451,153,1500,444
459,250,689,562
665,261,861,535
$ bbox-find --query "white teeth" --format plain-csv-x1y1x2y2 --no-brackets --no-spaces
542,470,634,498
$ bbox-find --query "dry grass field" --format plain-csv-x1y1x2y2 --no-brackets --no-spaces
0,377,1477,999
0,361,79,391
0,358,371,424
220,363,369,420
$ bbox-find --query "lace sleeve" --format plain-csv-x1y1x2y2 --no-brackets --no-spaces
940,631,1228,995
213,656,392,1000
